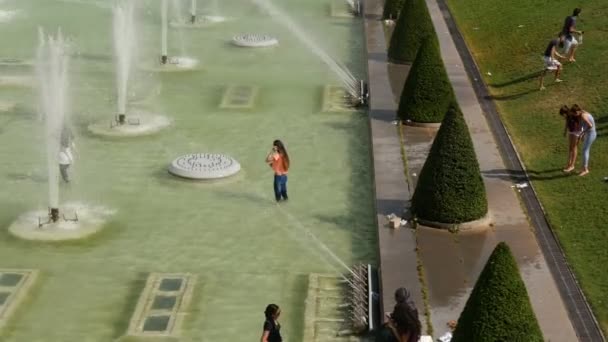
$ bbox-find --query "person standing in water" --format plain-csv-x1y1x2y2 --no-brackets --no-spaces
266,140,290,202
260,304,283,342
59,125,76,183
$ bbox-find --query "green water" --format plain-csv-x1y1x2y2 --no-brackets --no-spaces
0,0,375,340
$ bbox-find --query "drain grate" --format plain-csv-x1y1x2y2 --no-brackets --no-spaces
126,273,195,338
321,85,356,113
0,269,38,330
219,85,259,109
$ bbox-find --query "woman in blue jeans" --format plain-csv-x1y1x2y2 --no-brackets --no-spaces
265,140,290,201
572,104,596,176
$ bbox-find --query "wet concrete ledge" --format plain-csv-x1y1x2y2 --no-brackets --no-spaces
361,0,425,328
434,0,605,340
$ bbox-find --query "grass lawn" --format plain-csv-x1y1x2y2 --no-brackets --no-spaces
445,0,608,334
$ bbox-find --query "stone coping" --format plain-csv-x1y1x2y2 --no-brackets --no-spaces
126,273,195,338
0,269,38,330
416,212,492,231
402,120,441,128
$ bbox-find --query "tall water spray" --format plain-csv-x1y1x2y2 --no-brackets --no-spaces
36,28,69,220
161,0,168,64
113,0,135,124
189,0,196,23
251,0,359,97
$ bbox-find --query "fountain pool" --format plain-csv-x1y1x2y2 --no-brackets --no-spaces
0,0,373,340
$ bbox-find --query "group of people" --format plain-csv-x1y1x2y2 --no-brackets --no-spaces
260,287,422,342
539,8,583,90
560,104,596,176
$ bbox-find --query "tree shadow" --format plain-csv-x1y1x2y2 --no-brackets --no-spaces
484,81,561,101
488,70,544,88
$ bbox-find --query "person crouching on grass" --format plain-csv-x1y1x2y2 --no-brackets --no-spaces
539,34,566,90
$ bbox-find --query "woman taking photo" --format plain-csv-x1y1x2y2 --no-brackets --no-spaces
266,140,290,202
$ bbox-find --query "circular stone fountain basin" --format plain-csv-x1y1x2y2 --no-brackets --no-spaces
8,202,115,241
170,15,228,28
88,110,171,137
232,34,279,48
168,153,241,180
140,56,200,72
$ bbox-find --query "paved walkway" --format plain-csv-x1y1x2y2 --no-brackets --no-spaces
362,0,426,331
364,0,580,339
398,0,577,340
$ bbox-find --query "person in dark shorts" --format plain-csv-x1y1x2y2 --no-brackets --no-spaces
539,34,566,90
261,304,282,342
561,8,583,62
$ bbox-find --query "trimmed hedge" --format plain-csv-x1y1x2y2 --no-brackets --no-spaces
383,0,406,20
411,103,487,223
397,38,454,123
452,242,544,342
387,0,435,63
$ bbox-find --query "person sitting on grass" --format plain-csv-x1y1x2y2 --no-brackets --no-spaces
539,34,566,90
561,8,583,62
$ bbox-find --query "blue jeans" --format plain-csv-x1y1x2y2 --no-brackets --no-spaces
273,174,288,201
582,130,597,168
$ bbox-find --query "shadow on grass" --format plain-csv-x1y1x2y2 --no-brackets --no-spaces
482,168,575,181
488,70,544,88
484,80,565,101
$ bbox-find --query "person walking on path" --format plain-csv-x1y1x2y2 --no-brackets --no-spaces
561,8,583,62
260,304,282,342
560,105,582,173
571,104,596,176
265,140,290,202
539,34,566,90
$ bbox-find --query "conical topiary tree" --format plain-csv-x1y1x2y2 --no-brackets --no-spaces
388,0,436,64
383,0,406,20
411,102,487,223
452,242,544,342
397,38,454,123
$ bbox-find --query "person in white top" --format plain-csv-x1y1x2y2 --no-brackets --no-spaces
58,125,76,183
58,144,74,183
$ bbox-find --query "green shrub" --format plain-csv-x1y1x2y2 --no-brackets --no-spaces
387,0,435,63
452,242,544,342
411,103,487,223
397,38,454,123
383,0,406,20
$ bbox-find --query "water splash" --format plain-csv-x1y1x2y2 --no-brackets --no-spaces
113,0,135,116
161,0,169,59
190,0,196,18
251,0,359,97
36,28,70,209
